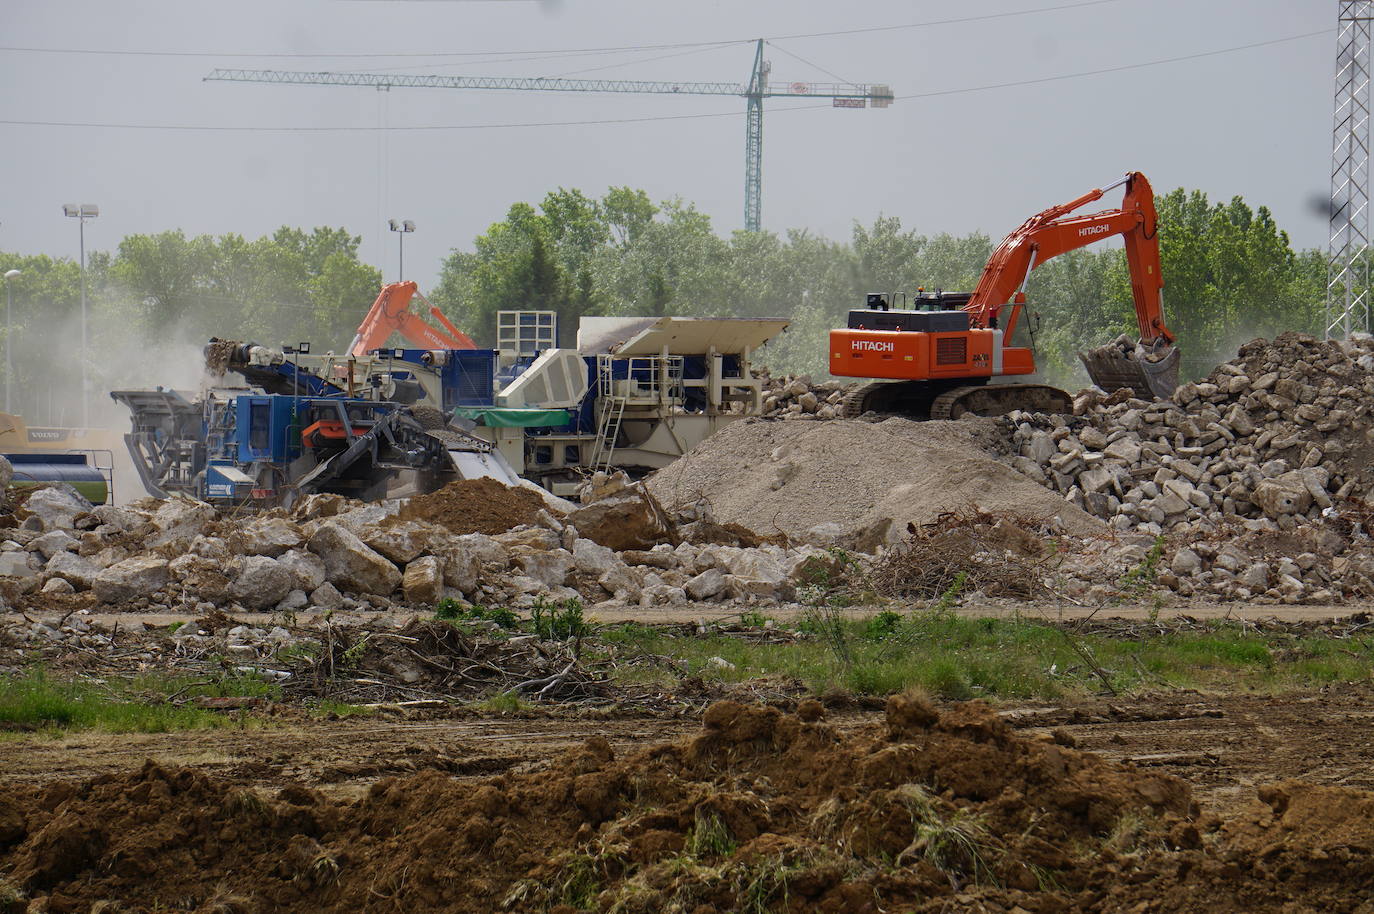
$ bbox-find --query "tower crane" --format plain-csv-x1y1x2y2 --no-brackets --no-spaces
205,40,892,232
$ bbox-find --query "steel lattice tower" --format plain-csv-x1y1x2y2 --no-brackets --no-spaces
1328,1,1374,339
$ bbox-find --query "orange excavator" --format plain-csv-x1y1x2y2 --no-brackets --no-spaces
349,280,477,357
831,171,1179,418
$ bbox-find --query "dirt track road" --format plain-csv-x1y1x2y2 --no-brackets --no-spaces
5,688,1372,813
7,599,1367,633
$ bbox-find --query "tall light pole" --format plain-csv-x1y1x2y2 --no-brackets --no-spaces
3,269,19,415
388,219,414,282
62,204,98,427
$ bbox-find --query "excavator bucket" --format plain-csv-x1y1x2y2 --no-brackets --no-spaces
1079,335,1180,400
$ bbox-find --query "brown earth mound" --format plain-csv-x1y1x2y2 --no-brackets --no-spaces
0,696,1216,913
649,416,1103,544
397,477,555,535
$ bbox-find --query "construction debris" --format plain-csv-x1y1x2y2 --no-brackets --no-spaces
0,477,848,617
1002,332,1374,603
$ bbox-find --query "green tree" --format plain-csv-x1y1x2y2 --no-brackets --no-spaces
600,186,658,246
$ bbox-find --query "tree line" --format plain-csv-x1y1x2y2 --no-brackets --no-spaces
0,185,1327,426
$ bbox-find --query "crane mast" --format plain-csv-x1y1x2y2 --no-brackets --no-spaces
205,40,893,232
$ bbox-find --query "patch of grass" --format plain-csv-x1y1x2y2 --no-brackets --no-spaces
895,784,1000,886
309,699,374,719
0,671,258,734
435,599,520,630
475,690,530,713
686,808,736,858
593,615,1374,701
738,610,772,629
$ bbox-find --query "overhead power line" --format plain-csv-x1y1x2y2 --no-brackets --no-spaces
0,28,1327,134
0,0,1128,60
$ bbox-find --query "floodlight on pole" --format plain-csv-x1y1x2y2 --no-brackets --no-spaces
3,269,19,415
62,204,98,427
388,218,415,282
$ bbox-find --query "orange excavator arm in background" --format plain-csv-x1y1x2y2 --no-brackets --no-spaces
348,281,477,358
965,172,1173,347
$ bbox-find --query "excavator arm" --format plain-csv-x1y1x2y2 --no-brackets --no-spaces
349,281,477,357
964,171,1177,397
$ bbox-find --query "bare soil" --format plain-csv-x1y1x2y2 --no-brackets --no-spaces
3,689,1374,912
395,476,555,535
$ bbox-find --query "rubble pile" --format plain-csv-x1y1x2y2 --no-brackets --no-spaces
1001,332,1374,603
1008,333,1374,534
0,479,846,617
757,371,847,419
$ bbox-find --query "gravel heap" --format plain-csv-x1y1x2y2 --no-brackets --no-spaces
757,372,848,419
649,415,1104,548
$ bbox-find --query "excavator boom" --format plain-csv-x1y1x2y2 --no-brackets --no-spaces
964,172,1177,397
349,281,476,357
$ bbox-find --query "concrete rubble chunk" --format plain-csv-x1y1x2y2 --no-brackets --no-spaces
232,516,305,557
1239,562,1271,589
229,555,296,610
1251,479,1313,519
145,495,217,547
360,521,436,565
24,486,93,532
684,567,727,600
307,522,402,596
402,555,445,604
566,484,677,552
435,543,481,594
1102,437,1142,464
514,549,574,587
277,549,327,594
572,538,619,577
0,552,35,578
41,577,75,595
93,556,170,604
44,551,101,590
1169,547,1203,577
310,582,344,610
29,529,78,560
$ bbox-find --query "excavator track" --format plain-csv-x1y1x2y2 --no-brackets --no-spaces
929,384,1072,419
839,379,1072,420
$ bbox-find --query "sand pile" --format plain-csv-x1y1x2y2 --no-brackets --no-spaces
649,416,1103,545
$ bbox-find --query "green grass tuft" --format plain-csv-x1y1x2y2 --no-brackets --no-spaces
0,671,259,734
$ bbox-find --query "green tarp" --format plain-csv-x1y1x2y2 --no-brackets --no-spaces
452,407,575,428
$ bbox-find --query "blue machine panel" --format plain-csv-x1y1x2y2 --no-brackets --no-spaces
444,350,497,408
234,396,298,464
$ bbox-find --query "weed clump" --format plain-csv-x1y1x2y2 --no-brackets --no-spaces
871,507,1062,600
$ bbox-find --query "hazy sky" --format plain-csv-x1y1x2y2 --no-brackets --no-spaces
1,0,1334,300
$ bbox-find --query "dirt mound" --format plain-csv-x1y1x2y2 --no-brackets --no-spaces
397,476,554,535
0,697,1206,913
649,416,1103,545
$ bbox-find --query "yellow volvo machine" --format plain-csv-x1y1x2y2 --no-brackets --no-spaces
0,413,116,503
